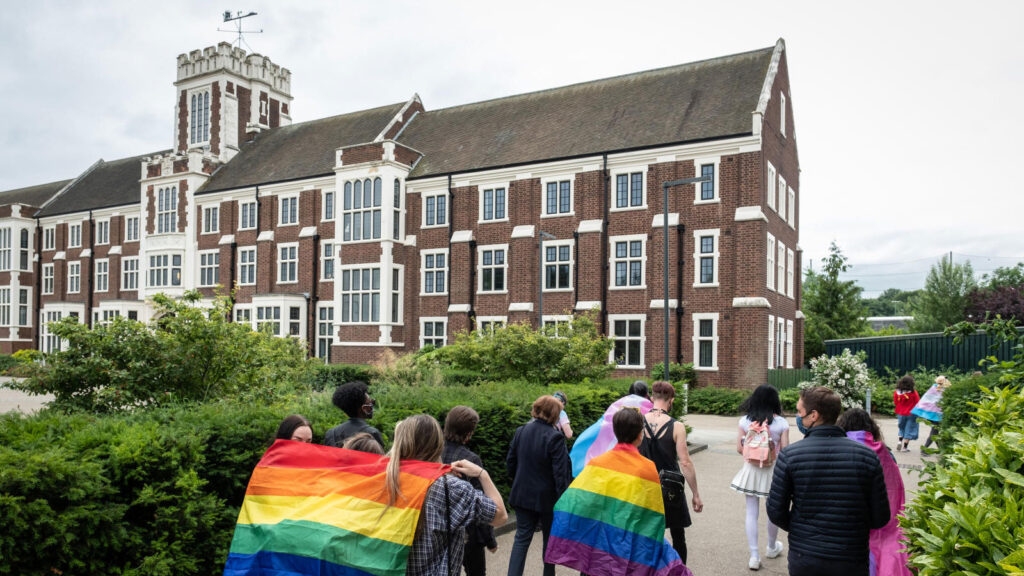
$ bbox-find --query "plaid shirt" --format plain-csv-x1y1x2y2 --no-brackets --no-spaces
406,474,497,576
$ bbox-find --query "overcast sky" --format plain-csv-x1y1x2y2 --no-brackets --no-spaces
1,0,1020,297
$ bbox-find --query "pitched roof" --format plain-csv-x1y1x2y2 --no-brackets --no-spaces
399,45,775,179
36,152,165,217
0,179,73,210
200,102,407,193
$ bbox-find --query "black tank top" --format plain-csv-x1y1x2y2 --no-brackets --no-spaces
641,415,680,473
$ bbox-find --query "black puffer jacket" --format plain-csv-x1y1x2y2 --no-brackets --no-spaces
767,425,890,562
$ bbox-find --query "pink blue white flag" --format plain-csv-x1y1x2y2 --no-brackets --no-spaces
569,394,654,477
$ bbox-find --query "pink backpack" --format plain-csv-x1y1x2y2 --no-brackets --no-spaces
743,419,776,467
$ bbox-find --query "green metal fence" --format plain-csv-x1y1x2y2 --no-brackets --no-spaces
767,368,812,390
825,329,1021,375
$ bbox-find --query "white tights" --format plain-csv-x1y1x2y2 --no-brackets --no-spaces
746,495,779,559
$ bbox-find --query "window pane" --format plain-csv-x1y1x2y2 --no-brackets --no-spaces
363,179,372,207
701,257,713,283
616,242,626,259
627,340,641,365
616,175,627,207
614,340,626,364
495,189,505,219
344,183,352,209
353,180,362,209
483,251,492,266
372,210,381,238
373,177,382,207
630,261,642,285
437,196,446,225
629,320,641,337
700,341,712,367
701,236,713,253
426,197,435,225
546,265,556,289
612,319,624,339
435,271,445,293
560,181,571,213
559,246,569,261
483,270,492,291
547,184,557,214
630,241,642,258
494,268,504,291
700,319,713,337
615,262,626,286
363,212,372,239
546,246,556,262
558,264,569,288
631,173,643,206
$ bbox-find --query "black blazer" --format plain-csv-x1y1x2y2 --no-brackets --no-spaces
506,418,571,512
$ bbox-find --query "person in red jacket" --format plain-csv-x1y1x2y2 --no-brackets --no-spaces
893,375,920,452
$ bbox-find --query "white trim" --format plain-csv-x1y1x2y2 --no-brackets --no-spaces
577,219,603,234
277,242,299,284
218,234,235,245
575,300,601,311
450,230,473,243
478,183,510,224
786,319,794,368
322,189,337,222
53,251,66,261
80,249,92,258
109,245,122,255
608,313,646,369
692,156,721,204
510,225,535,239
299,226,318,238
754,39,786,133
692,312,720,371
649,299,678,309
237,246,257,286
542,238,575,292
509,302,534,312
777,240,786,298
404,234,417,247
732,297,771,308
795,310,805,320
540,175,576,218
786,248,795,298
278,194,299,227
692,229,720,288
448,304,471,313
476,316,507,333
609,234,647,290
94,258,109,293
788,186,797,228
420,248,449,296
421,191,449,229
477,243,509,294
419,316,448,349
766,162,777,211
95,219,110,245
767,233,776,291
777,174,787,219
609,166,648,212
768,314,775,369
197,249,220,287
651,213,679,229
238,199,258,231
200,205,220,235
780,92,787,138
257,230,275,242
735,206,768,222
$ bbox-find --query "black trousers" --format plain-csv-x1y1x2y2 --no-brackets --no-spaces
462,542,486,576
788,549,868,576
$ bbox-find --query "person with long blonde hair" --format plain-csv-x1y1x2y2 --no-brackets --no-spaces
387,414,507,576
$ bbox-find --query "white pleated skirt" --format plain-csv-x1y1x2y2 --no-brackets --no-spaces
729,461,775,499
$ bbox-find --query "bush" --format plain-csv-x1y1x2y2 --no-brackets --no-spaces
650,362,697,384
0,354,18,374
12,292,313,413
686,386,749,415
801,348,871,409
305,363,376,391
901,385,1024,575
779,388,800,412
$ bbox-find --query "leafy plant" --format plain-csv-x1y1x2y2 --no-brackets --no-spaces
650,362,696,384
910,254,977,332
800,348,871,408
686,386,748,415
802,242,867,358
900,385,1024,575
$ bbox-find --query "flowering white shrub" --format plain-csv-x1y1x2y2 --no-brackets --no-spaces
799,348,871,409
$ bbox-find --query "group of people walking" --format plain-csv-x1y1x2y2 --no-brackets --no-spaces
257,375,929,576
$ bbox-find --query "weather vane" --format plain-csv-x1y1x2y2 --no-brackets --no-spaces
218,10,262,51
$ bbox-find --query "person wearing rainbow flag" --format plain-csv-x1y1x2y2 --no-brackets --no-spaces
545,407,693,576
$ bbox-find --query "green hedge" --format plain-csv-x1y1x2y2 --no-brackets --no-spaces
686,386,749,415
0,378,668,574
305,363,376,391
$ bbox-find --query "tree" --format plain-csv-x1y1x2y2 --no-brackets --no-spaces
910,255,977,332
966,262,1024,322
802,242,867,359
862,287,919,317
980,262,1024,290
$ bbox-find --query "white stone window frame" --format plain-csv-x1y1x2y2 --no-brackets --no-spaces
540,176,575,218
188,87,212,146
422,192,449,229
766,162,777,211
786,319,794,368
0,288,10,327
237,246,257,286
776,316,786,369
148,252,182,288
321,243,336,281
338,265,382,325
608,313,646,369
95,259,109,293
692,312,720,371
68,223,82,248
778,175,787,221
609,166,648,212
279,195,299,227
766,233,776,291
316,303,335,361
239,200,258,231
201,204,220,235
421,248,449,296
17,287,31,327
609,234,647,291
95,219,110,245
277,242,299,284
477,243,509,294
43,226,55,251
420,316,448,349
768,314,776,369
543,239,575,292
156,187,178,235
122,257,139,291
198,249,220,287
322,189,337,222
542,314,573,338
780,92,787,137
787,186,796,228
692,229,721,288
389,265,404,326
693,156,721,205
125,216,140,242
478,184,510,224
476,316,507,335
42,263,54,295
341,177,384,243
0,228,10,271
234,305,252,325
67,261,81,294
777,241,786,297
787,248,795,299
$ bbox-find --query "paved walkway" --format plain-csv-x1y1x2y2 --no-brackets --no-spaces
484,412,929,576
0,378,51,414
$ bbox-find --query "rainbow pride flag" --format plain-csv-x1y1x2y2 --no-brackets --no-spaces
569,394,653,476
223,440,449,576
546,444,692,576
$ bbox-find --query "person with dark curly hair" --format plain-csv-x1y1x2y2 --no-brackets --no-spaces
323,381,384,448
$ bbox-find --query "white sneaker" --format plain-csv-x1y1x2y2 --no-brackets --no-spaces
748,557,761,570
766,540,784,559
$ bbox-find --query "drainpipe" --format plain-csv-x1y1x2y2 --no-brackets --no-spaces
600,153,609,333
227,241,237,322
254,186,261,231
310,233,320,358
446,174,453,307
85,210,94,327
572,230,580,307
676,223,686,365
33,218,41,350
468,239,477,329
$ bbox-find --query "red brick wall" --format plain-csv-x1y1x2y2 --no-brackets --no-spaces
211,82,222,155
177,90,188,152
237,87,251,144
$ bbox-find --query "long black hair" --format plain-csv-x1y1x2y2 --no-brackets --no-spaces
738,384,782,425
837,407,882,441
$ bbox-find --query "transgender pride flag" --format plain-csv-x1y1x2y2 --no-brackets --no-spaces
569,394,653,476
546,443,691,576
223,440,448,576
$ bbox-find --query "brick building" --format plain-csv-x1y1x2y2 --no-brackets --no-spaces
0,39,803,387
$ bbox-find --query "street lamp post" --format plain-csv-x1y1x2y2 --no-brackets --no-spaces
538,231,556,330
661,176,711,382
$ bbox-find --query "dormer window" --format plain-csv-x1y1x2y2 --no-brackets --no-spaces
190,89,211,145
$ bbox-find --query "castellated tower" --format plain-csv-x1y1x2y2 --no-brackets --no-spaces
173,42,293,163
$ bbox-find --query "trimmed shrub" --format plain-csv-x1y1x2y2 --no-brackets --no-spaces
686,386,748,415
901,385,1024,575
650,362,697,384
0,354,18,374
305,363,376,391
779,388,800,412
801,348,871,409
